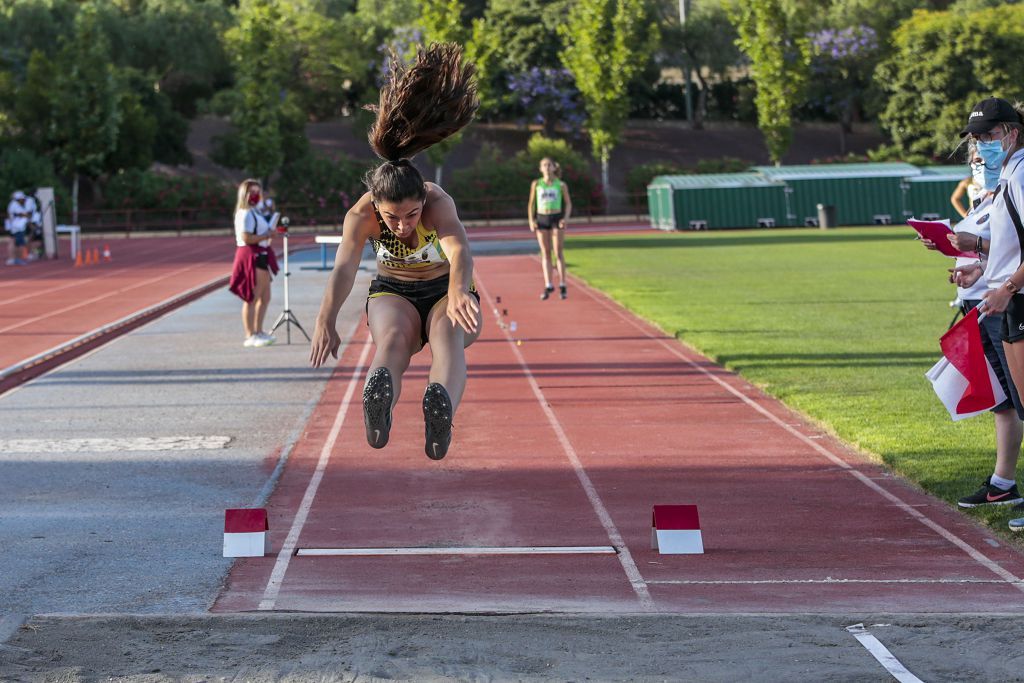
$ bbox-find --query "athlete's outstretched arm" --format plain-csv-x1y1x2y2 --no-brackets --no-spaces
429,186,480,335
310,203,373,367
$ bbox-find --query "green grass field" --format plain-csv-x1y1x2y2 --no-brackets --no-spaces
566,226,1022,533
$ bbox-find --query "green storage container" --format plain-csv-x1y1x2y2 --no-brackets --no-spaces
903,166,969,222
752,163,922,226
646,173,789,230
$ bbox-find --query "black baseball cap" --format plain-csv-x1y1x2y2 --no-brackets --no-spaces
961,97,1023,137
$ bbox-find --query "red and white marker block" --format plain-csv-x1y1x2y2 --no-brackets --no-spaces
651,505,704,554
223,508,270,557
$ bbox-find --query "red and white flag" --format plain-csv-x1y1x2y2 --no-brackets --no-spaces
925,308,1006,421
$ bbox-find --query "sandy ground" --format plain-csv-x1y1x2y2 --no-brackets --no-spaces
4,613,1024,682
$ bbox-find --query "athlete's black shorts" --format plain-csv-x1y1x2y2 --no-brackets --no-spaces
535,212,564,230
254,252,269,270
367,274,480,346
1001,293,1024,343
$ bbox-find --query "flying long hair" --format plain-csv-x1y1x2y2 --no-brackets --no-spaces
364,42,479,203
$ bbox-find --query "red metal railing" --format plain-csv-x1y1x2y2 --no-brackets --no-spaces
66,194,649,236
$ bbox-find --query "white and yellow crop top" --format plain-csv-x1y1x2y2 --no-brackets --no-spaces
369,209,449,276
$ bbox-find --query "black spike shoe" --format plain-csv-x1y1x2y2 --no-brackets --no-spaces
541,285,554,300
362,367,393,449
422,383,453,460
559,283,567,299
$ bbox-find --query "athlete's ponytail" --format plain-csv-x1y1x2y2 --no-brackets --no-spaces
364,43,478,203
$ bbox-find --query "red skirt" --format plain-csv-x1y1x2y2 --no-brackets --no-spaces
228,245,279,303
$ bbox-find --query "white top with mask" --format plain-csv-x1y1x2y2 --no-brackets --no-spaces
983,149,1024,289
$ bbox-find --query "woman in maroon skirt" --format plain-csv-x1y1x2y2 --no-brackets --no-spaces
228,178,279,347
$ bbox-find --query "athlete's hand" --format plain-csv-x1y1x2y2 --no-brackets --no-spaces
529,221,537,233
920,237,938,251
447,289,481,335
309,318,341,367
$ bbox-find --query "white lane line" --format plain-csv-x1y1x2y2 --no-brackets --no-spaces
579,279,1024,593
0,239,215,309
846,623,925,683
0,436,230,453
648,578,1014,585
257,336,373,611
475,276,653,609
0,273,228,382
250,317,361,510
0,256,225,334
297,546,617,556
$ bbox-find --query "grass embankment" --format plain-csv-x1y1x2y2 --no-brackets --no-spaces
567,226,1020,532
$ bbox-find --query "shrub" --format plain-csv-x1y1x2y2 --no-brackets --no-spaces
274,152,369,221
0,145,69,217
625,158,754,195
626,162,687,195
693,156,751,174
101,169,234,211
447,134,603,219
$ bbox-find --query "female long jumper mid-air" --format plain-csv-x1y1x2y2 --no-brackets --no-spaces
309,43,482,461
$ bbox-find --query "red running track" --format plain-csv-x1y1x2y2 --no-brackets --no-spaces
0,234,324,394
215,254,1024,614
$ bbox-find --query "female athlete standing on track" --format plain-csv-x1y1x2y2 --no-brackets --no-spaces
309,43,481,461
527,157,573,299
228,178,278,348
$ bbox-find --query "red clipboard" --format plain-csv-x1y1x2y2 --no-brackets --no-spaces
907,218,978,258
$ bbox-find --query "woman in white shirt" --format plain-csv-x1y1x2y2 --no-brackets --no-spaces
228,179,279,347
949,98,1024,527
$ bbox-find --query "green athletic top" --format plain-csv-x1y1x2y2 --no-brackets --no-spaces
535,178,563,214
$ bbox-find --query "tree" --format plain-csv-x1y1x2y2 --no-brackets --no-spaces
672,0,742,128
559,0,657,199
47,7,123,222
731,0,811,164
874,4,1024,161
807,25,879,153
221,0,308,184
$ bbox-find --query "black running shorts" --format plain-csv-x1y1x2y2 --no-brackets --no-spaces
1002,293,1024,343
367,274,479,346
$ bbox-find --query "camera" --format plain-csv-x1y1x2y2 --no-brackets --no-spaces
277,216,290,233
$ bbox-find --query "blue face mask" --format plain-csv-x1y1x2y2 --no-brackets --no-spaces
976,139,1008,188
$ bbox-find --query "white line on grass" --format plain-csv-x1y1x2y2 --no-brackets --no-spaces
578,277,1024,592
257,336,372,611
846,623,924,683
474,276,654,609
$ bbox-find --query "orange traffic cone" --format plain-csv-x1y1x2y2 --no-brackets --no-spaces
84,248,93,266
91,247,100,264
74,249,83,267
102,244,111,262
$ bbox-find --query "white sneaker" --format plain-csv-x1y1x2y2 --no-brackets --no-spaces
253,332,276,347
243,335,258,347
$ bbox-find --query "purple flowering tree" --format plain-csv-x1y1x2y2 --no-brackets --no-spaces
506,67,586,136
808,25,879,153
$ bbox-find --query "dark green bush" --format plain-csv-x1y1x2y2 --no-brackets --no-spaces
101,169,234,211
0,145,67,215
273,152,370,218
447,134,603,219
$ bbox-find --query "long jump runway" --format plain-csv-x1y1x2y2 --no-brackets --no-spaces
215,254,1024,614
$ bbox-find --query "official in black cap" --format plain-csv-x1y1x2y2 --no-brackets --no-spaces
949,97,1024,530
960,97,1024,138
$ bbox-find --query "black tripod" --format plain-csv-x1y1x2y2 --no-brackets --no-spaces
270,222,310,344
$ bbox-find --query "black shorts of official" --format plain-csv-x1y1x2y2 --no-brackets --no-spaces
254,252,269,270
1001,293,1024,344
964,299,1024,417
535,212,563,230
367,274,480,347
